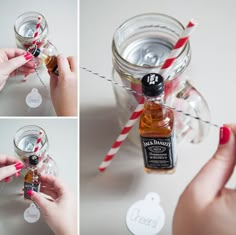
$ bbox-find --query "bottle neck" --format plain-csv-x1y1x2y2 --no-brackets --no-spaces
29,165,37,171
145,93,164,104
144,93,167,118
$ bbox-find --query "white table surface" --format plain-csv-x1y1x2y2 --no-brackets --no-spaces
0,119,77,235
80,0,236,234
0,0,77,116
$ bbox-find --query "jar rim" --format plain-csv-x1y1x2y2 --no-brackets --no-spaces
14,11,47,39
13,125,48,154
112,12,190,75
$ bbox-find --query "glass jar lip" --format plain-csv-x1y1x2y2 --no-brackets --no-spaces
112,12,189,71
14,11,47,39
13,125,47,154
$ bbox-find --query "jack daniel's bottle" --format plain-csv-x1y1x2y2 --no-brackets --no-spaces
139,73,176,174
24,155,41,199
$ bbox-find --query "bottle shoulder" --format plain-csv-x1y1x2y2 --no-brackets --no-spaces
139,105,174,137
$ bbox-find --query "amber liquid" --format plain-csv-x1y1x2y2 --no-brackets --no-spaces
24,168,40,200
139,99,175,174
44,55,59,76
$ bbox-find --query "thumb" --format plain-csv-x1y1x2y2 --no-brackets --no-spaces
188,125,236,204
2,53,33,75
29,191,51,215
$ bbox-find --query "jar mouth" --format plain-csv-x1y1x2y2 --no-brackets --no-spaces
13,125,47,154
112,13,190,79
14,11,47,39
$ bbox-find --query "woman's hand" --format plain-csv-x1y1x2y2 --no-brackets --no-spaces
28,175,77,235
0,154,24,181
0,48,35,91
173,124,236,235
49,54,77,116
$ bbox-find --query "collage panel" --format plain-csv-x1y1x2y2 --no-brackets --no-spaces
81,0,236,235
0,118,77,234
0,0,78,235
0,0,77,117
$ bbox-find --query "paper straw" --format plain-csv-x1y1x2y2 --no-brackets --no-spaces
33,131,43,153
32,16,42,45
99,98,145,171
23,16,41,82
98,19,197,172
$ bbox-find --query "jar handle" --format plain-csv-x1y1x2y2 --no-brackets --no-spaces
168,80,211,144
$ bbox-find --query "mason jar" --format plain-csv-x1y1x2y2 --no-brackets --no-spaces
13,125,58,176
112,13,211,145
14,11,49,50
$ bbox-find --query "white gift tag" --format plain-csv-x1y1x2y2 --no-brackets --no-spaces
25,88,42,108
24,203,40,223
126,192,165,235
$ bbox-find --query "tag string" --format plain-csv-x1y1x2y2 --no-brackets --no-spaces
80,66,220,128
34,63,48,90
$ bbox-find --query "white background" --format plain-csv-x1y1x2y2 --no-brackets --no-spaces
0,119,77,235
0,0,77,116
80,0,236,234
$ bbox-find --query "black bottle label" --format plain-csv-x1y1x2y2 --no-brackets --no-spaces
140,136,176,169
24,182,40,200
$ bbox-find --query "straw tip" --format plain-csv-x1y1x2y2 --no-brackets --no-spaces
188,19,197,27
98,167,106,172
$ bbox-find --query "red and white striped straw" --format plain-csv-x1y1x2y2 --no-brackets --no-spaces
33,131,43,153
99,98,145,171
159,20,196,78
32,16,42,45
23,16,42,82
98,19,197,172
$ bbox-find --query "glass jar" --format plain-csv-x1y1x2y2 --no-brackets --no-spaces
13,125,58,176
14,11,49,50
112,13,211,145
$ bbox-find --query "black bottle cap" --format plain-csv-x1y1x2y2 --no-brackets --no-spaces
142,73,164,97
29,155,39,165
30,47,40,57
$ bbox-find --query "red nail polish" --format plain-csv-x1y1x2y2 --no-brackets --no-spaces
4,177,10,183
219,126,231,144
15,172,21,177
24,53,33,61
14,162,24,170
27,190,34,197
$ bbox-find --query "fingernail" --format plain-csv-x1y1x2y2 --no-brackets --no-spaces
14,162,24,170
24,53,33,61
15,172,20,177
4,177,10,183
27,190,34,197
219,126,231,145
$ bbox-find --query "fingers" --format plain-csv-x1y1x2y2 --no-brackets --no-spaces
187,124,236,204
0,162,24,181
2,48,26,58
50,72,58,91
57,54,71,76
0,154,21,166
29,190,52,215
39,175,67,197
40,186,58,200
67,56,77,72
2,53,33,75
